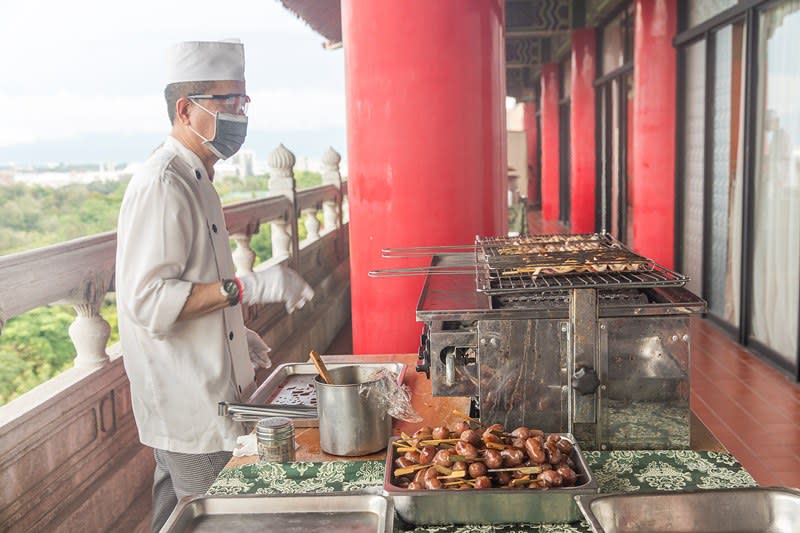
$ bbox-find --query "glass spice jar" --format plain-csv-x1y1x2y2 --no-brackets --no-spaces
256,417,296,463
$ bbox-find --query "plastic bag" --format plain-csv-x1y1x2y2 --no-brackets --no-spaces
358,369,422,423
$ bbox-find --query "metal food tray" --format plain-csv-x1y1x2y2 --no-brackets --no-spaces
575,487,800,533
161,492,394,532
383,433,598,525
247,357,406,427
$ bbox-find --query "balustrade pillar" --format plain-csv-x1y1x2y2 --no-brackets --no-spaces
66,279,111,368
302,207,321,242
321,147,343,232
267,144,299,266
230,231,257,274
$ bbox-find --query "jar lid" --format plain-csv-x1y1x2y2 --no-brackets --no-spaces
256,417,294,438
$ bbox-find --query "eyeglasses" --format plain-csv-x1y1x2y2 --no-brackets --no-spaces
188,93,250,115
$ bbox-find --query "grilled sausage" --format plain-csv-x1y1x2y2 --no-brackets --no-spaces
418,445,437,465
500,447,525,467
403,450,420,464
451,460,467,472
483,449,503,469
510,426,530,440
473,476,492,489
424,477,442,490
433,449,455,467
455,440,479,460
459,429,482,447
394,457,414,468
468,461,487,478
555,438,573,456
557,465,577,486
453,420,470,434
525,437,546,464
494,471,512,486
545,440,563,465
432,426,451,440
482,423,505,442
537,469,563,487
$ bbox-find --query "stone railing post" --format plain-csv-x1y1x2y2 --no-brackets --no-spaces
302,206,321,243
268,144,299,267
230,225,258,274
321,147,342,233
66,276,111,368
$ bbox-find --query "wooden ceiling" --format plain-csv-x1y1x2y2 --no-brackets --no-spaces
279,0,624,100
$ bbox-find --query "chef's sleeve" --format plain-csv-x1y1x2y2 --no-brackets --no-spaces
117,171,195,337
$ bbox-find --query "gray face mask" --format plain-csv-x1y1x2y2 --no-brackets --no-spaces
189,101,248,160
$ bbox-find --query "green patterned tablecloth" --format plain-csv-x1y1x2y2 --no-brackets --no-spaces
209,451,756,532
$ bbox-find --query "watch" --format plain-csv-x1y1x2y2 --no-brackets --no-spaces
220,278,240,307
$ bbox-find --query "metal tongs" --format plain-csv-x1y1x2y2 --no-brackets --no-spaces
369,243,479,278
217,401,317,423
380,244,478,258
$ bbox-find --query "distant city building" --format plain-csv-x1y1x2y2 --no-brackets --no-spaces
216,149,255,179
0,148,346,188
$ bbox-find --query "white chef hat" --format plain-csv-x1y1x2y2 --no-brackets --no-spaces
166,39,245,84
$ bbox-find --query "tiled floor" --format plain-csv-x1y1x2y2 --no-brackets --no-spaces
527,208,800,488
691,318,800,487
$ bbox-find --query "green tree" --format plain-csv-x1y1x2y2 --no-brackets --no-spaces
0,306,76,404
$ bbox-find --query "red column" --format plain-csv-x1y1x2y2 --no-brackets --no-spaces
540,64,560,221
570,28,597,233
631,0,677,268
523,102,538,207
342,0,507,354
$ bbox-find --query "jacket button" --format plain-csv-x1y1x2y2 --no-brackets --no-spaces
229,331,234,340
212,224,218,233
238,385,242,393
195,170,202,180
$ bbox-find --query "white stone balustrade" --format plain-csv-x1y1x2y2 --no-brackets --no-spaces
0,146,350,532
65,274,113,368
231,230,257,275
267,144,298,264
303,207,322,242
321,146,343,233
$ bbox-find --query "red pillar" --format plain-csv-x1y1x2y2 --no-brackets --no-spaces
523,102,538,207
342,0,507,354
570,28,597,233
540,64,560,221
631,0,677,268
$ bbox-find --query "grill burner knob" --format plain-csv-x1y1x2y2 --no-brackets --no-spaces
572,367,600,395
416,327,431,378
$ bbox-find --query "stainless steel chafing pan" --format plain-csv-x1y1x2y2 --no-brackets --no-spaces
161,492,394,532
575,487,800,533
384,433,598,525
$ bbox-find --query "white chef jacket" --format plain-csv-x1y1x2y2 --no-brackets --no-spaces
115,136,255,454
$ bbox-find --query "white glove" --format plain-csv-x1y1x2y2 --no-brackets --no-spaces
245,328,272,369
239,265,315,313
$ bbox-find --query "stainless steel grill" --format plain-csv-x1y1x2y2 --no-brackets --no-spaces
479,262,688,294
473,233,688,294
407,233,706,452
375,233,689,294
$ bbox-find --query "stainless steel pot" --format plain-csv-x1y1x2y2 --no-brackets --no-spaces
314,365,392,456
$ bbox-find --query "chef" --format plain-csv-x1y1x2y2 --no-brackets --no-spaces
115,39,314,532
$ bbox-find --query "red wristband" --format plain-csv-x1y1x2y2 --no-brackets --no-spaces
233,277,244,304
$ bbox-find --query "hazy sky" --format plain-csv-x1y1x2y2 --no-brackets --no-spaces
0,0,346,162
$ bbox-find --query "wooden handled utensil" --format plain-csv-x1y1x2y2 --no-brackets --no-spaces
309,349,335,385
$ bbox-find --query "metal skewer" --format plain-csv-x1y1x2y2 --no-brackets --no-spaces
369,265,478,277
